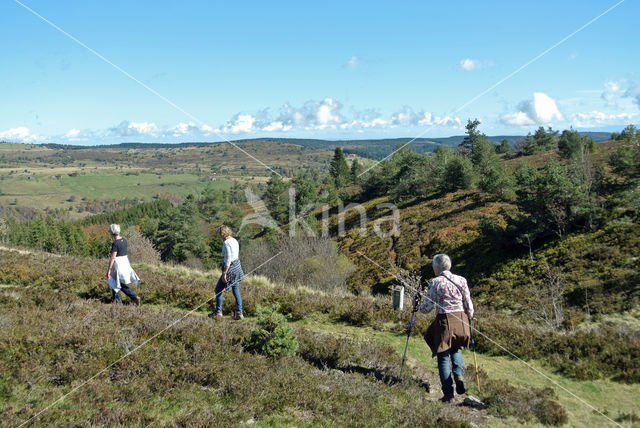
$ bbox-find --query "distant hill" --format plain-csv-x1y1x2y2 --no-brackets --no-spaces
44,131,611,159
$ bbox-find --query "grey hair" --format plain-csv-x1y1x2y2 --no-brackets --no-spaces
108,224,121,235
432,254,452,271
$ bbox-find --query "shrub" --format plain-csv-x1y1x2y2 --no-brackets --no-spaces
441,155,474,192
466,365,568,425
125,227,160,265
244,304,299,357
242,236,355,292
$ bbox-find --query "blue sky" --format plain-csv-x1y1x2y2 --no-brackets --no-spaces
1,0,638,144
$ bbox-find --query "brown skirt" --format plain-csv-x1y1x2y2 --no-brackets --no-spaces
423,312,470,357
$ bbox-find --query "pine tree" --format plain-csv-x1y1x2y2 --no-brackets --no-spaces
496,139,511,154
440,155,474,192
557,129,597,159
329,147,350,187
264,173,289,224
459,119,481,153
521,127,558,155
350,159,363,183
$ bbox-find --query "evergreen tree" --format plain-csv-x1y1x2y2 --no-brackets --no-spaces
459,118,481,153
329,147,350,187
440,155,474,192
264,173,289,224
470,135,495,173
292,173,317,212
521,127,558,155
155,196,208,262
514,159,587,238
390,150,432,201
609,125,640,178
557,129,597,159
496,139,511,154
350,159,363,183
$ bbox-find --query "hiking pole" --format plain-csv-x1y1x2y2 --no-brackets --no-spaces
470,319,481,393
399,292,420,379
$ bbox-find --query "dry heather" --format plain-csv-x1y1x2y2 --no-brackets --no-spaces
0,246,637,384
0,246,576,426
0,286,475,427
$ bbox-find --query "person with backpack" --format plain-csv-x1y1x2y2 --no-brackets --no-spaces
417,254,474,402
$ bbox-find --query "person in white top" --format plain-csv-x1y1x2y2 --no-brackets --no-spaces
106,224,140,305
209,225,245,320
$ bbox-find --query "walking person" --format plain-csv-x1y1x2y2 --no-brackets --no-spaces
418,254,474,402
209,225,244,320
107,224,140,305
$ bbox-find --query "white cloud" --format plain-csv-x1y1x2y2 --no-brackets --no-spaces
501,92,563,126
389,106,461,128
0,126,31,140
108,121,158,137
457,58,493,71
65,128,81,138
7,98,467,144
458,58,480,71
500,111,535,126
600,79,640,108
344,55,360,68
0,126,39,142
218,114,256,134
275,98,346,130
211,99,461,135
572,110,637,128
602,80,623,105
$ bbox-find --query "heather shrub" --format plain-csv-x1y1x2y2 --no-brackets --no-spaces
1,287,472,427
334,296,375,326
296,329,399,373
244,304,299,357
466,365,568,425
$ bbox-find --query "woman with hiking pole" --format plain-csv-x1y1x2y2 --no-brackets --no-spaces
417,254,474,402
208,225,245,320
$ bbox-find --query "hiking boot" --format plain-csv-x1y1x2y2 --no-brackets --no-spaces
233,311,244,320
133,296,141,306
208,310,223,318
455,378,466,395
439,394,454,403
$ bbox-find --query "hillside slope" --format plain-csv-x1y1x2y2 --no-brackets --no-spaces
0,246,589,427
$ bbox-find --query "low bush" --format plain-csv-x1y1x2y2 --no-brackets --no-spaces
242,236,356,292
466,365,568,425
244,304,299,357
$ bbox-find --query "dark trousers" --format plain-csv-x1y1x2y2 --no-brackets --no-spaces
112,283,138,303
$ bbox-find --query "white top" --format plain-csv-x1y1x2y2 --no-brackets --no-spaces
222,237,239,267
108,255,140,291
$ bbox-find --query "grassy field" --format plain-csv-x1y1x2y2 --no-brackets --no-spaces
0,139,334,218
0,169,229,215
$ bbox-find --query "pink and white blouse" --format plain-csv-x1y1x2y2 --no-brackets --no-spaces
418,271,474,317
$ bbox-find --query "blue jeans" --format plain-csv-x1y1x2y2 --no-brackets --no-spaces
112,283,138,303
437,348,464,396
215,278,242,313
